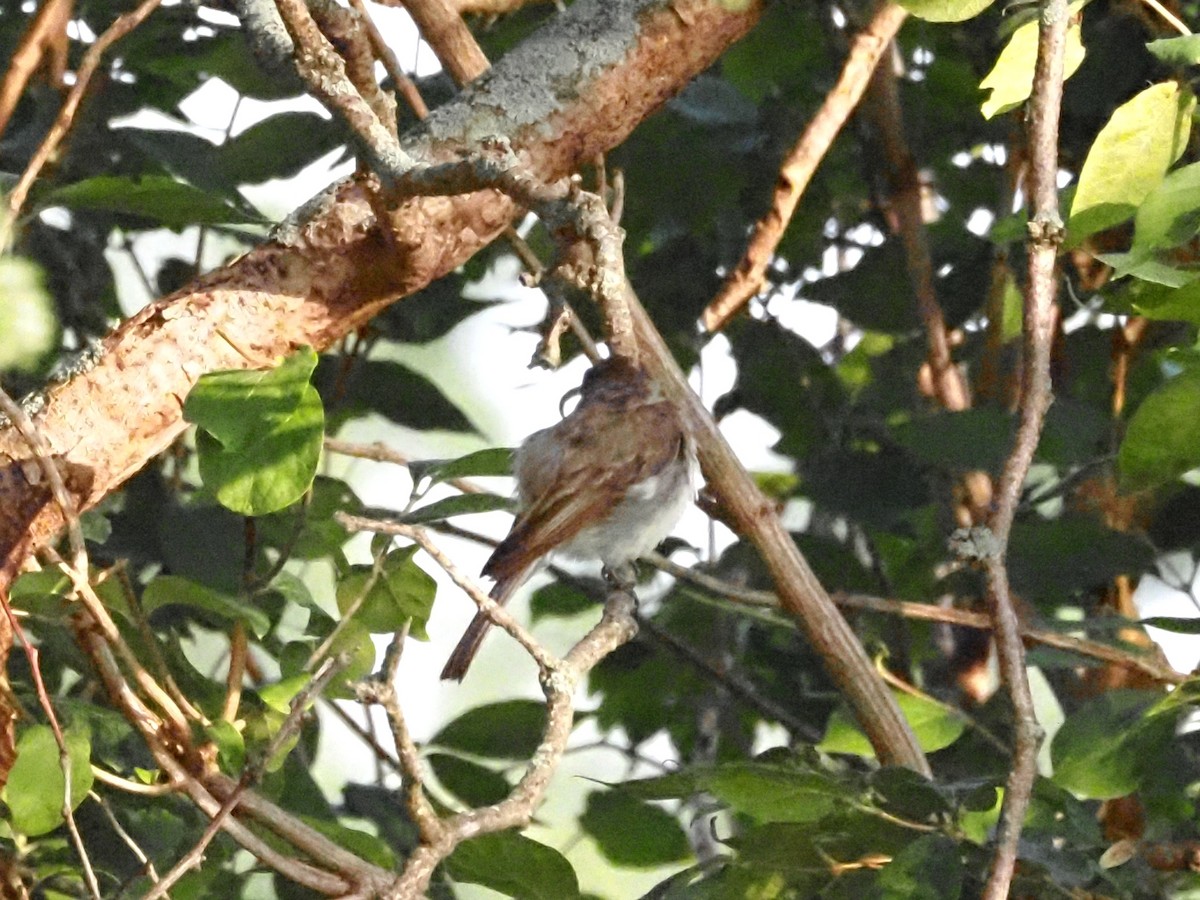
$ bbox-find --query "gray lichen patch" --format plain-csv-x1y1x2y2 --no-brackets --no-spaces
416,0,661,145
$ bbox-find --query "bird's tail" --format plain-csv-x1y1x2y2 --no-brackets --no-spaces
440,566,534,681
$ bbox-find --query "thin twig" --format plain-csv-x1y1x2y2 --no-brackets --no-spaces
978,0,1069,894
323,437,489,495
1140,0,1191,34
641,552,1182,684
264,0,415,181
87,790,159,884
346,0,430,118
388,588,639,895
2,0,164,247
336,513,561,674
144,655,350,900
90,766,174,796
356,623,446,843
0,0,72,137
701,1,908,332
0,388,99,897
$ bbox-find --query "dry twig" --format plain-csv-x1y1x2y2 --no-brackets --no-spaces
2,0,164,247
701,1,908,332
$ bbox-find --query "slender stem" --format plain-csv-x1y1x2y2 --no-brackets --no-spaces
979,0,1069,895
2,0,164,247
701,1,907,332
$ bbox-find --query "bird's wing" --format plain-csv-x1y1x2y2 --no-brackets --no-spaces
482,399,685,584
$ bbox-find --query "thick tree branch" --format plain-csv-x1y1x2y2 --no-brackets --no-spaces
0,0,764,583
400,0,491,84
630,282,930,774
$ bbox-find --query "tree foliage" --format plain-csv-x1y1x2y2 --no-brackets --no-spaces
3,0,1200,897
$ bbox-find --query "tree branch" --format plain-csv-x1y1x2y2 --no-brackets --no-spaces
701,1,907,332
978,0,1070,894
0,0,764,583
1,0,164,248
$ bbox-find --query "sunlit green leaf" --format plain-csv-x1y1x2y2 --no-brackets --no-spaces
1068,82,1195,242
1146,35,1200,66
335,545,436,638
980,4,1086,118
0,257,57,372
186,348,325,515
1119,371,1200,489
5,727,93,837
897,0,993,22
820,692,966,757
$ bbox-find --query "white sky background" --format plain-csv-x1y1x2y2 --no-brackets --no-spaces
89,1,1200,892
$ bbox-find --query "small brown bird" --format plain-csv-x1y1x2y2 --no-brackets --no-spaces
441,356,695,681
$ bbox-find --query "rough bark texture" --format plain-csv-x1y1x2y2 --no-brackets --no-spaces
0,0,763,580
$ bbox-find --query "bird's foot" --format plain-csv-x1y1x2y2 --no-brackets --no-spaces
601,562,638,594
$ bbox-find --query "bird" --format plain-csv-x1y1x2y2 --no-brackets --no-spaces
440,355,695,681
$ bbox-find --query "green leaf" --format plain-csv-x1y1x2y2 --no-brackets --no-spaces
1119,371,1200,490
206,720,246,774
878,834,964,899
703,763,841,824
142,575,271,638
1146,35,1200,66
1068,82,1195,242
5,726,93,837
0,257,58,372
324,620,377,697
185,348,325,515
397,492,512,526
820,692,966,757
1124,279,1200,325
43,175,263,228
895,0,993,22
444,831,580,900
1051,690,1168,799
530,581,595,622
611,770,702,801
217,112,344,185
427,753,511,807
335,545,436,638
1139,616,1200,634
980,5,1086,119
870,767,952,821
408,448,514,488
891,408,1015,473
432,700,548,760
580,791,691,867
1131,161,1200,254
258,673,312,715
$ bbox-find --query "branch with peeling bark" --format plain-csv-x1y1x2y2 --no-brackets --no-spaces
0,0,764,583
